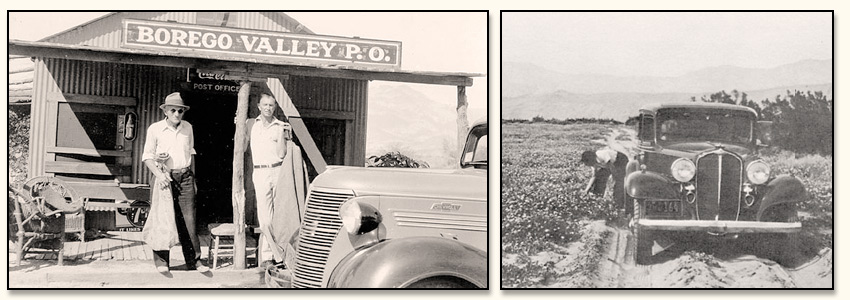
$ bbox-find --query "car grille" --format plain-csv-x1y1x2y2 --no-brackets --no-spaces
292,188,353,288
695,150,743,221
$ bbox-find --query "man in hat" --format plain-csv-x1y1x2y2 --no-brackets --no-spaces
246,93,291,269
581,147,630,213
142,92,208,273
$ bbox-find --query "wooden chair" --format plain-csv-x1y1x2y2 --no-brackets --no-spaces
9,177,84,266
207,223,238,269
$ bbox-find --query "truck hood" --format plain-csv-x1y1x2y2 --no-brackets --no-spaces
659,142,752,158
310,166,487,201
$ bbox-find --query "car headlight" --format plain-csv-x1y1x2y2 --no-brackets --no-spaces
670,158,696,182
746,160,771,184
339,200,382,235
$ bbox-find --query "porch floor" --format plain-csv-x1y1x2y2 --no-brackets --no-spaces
14,230,261,268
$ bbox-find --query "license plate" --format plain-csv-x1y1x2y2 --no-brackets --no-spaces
645,200,681,214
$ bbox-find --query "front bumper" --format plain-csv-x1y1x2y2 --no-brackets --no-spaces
636,219,801,233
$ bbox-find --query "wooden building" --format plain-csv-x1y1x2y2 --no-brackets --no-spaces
9,12,480,230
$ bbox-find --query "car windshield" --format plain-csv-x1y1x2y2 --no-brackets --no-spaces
656,110,753,144
461,126,488,168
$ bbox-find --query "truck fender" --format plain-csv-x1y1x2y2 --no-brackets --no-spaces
327,236,487,288
625,171,678,199
757,175,807,221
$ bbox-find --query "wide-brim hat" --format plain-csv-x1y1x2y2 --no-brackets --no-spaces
159,92,190,110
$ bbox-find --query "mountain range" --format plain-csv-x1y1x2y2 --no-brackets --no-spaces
502,59,833,121
367,83,486,168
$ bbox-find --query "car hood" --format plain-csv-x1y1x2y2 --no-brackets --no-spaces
310,166,487,201
658,142,752,158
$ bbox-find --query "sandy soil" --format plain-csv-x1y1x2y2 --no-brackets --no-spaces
503,221,832,288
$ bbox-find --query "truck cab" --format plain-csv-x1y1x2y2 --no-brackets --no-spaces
291,120,488,288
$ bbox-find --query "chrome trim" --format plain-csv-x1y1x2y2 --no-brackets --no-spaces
745,160,771,184
670,157,695,182
695,148,744,221
716,154,722,221
392,210,487,232
636,219,801,233
292,187,354,289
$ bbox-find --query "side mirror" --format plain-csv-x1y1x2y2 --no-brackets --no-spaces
756,121,773,147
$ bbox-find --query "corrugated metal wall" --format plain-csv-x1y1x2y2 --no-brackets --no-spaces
27,58,50,178
29,58,186,184
30,59,369,182
31,12,367,182
284,76,368,166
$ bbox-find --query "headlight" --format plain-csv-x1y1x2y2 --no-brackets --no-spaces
339,200,382,235
746,160,771,184
670,158,696,182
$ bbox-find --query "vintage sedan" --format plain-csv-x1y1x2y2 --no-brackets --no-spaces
290,120,488,288
626,103,806,265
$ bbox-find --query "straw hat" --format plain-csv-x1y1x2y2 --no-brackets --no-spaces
159,92,190,110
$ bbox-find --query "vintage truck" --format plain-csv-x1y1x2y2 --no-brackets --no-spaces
289,119,488,288
626,103,806,265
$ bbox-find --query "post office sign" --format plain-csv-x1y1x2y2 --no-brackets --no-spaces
122,19,402,69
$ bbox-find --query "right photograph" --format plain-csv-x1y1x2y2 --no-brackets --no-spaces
501,11,833,289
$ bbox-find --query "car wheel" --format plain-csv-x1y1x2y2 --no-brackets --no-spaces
406,277,469,288
764,207,801,267
633,198,653,265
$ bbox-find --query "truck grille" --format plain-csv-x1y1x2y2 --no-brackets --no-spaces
292,188,353,288
695,150,743,221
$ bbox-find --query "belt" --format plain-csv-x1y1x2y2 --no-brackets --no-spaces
253,161,283,169
170,167,191,173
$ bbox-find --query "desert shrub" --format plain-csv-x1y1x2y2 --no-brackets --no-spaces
501,254,559,288
9,107,30,188
761,149,833,248
502,123,619,254
697,89,833,155
365,151,429,168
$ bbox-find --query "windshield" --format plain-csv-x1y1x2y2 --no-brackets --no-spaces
657,110,753,144
461,125,488,168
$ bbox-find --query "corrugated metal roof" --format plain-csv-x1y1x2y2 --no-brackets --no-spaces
39,12,313,43
9,40,482,86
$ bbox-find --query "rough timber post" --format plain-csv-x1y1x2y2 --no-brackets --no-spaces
232,80,251,269
457,86,469,155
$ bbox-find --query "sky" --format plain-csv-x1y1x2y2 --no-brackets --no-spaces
502,11,832,77
7,11,487,121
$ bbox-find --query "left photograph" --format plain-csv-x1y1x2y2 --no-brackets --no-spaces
8,11,488,289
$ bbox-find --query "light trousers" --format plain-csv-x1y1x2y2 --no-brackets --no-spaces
252,166,282,262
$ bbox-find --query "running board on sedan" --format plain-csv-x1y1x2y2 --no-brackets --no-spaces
636,220,802,233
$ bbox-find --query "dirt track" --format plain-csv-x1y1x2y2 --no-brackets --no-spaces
568,221,833,288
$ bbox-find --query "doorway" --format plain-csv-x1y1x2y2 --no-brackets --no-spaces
182,91,237,226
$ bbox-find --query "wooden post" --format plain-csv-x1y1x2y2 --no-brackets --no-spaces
231,81,251,269
12,189,24,266
457,86,469,155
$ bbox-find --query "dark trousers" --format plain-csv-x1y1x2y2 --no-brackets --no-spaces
591,152,629,211
153,170,199,269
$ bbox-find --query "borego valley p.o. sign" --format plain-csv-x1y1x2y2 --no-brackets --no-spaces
122,19,402,69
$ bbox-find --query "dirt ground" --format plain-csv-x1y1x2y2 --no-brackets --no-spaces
504,221,833,288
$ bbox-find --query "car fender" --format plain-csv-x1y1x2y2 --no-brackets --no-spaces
757,175,807,220
625,171,679,199
327,236,487,288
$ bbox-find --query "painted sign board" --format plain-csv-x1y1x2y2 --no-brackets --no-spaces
122,19,402,70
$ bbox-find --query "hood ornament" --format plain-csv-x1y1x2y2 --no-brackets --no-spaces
706,141,725,149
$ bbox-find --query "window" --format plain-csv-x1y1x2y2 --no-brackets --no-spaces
638,115,655,142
